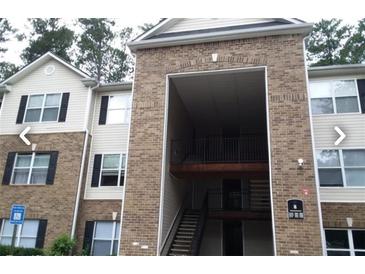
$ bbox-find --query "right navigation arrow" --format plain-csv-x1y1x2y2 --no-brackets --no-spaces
334,126,346,146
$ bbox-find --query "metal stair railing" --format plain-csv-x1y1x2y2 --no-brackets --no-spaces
191,193,208,256
160,193,190,256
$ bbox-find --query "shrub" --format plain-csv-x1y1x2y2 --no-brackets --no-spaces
47,234,76,256
0,245,44,256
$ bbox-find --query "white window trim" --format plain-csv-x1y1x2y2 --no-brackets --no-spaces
0,219,39,248
325,228,365,256
10,152,50,185
23,93,62,123
317,148,365,188
310,78,362,116
90,221,120,256
98,154,126,188
105,94,131,125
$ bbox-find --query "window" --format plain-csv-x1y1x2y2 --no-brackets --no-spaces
91,221,120,256
106,95,131,124
310,80,360,115
24,93,61,122
325,229,365,256
99,154,126,187
0,220,39,248
317,149,365,187
11,153,50,185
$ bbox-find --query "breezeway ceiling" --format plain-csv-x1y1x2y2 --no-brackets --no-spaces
171,69,267,133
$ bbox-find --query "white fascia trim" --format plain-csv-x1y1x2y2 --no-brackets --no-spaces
308,64,365,78
133,19,180,42
1,52,90,86
128,23,313,51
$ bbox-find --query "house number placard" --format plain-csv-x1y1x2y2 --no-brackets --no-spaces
288,199,304,219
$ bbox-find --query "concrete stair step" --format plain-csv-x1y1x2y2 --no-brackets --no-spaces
170,248,190,253
178,227,196,231
176,235,194,239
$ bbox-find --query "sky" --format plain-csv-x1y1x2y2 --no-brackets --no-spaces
1,17,362,66
1,18,160,65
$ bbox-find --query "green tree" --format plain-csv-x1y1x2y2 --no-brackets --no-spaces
76,18,132,82
21,18,75,64
0,18,19,82
341,18,365,64
306,19,352,66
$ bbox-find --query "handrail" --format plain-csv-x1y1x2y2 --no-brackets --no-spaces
160,193,190,256
191,192,208,256
171,135,268,164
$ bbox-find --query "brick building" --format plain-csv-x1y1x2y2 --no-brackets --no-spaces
0,18,364,256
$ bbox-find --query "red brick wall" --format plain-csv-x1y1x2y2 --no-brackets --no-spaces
121,35,323,255
321,202,365,228
0,132,85,248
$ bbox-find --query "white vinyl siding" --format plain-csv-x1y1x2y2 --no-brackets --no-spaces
163,18,274,33
0,59,89,134
312,114,365,148
310,76,365,202
320,188,365,202
84,90,131,200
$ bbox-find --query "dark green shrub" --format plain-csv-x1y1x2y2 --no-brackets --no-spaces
48,234,76,256
0,245,44,256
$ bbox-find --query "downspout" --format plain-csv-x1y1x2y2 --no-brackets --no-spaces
71,82,99,239
302,34,326,255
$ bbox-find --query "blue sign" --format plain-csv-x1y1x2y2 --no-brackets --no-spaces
9,204,26,225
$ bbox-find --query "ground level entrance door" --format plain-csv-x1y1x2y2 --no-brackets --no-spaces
223,221,243,256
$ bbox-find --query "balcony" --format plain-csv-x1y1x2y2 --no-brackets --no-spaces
170,135,269,177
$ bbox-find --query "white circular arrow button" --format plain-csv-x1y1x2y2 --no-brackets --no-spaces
19,126,31,146
334,126,346,146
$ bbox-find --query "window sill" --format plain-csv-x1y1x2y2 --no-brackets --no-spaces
320,186,365,189
7,184,48,186
312,112,362,117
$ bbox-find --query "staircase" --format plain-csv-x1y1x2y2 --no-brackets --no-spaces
168,209,200,256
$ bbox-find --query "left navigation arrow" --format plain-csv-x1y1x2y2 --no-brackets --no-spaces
20,126,31,146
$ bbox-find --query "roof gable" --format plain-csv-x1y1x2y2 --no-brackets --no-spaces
0,52,92,87
129,18,312,51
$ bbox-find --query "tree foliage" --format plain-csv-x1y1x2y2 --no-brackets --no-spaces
0,18,18,82
0,18,14,54
21,18,75,64
341,18,365,64
306,19,351,66
76,18,132,83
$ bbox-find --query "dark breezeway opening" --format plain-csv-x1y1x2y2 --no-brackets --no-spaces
160,68,274,256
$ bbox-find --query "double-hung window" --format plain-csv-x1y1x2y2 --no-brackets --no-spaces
99,154,126,187
24,93,61,122
310,80,361,115
11,153,50,185
317,149,365,187
91,221,120,256
325,229,365,256
0,220,39,248
106,95,131,124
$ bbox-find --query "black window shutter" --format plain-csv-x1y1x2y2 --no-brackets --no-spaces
2,152,16,185
16,95,28,124
83,221,95,255
91,154,102,187
0,219,2,231
46,151,58,185
58,93,70,122
35,219,48,248
357,79,365,113
99,96,109,125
